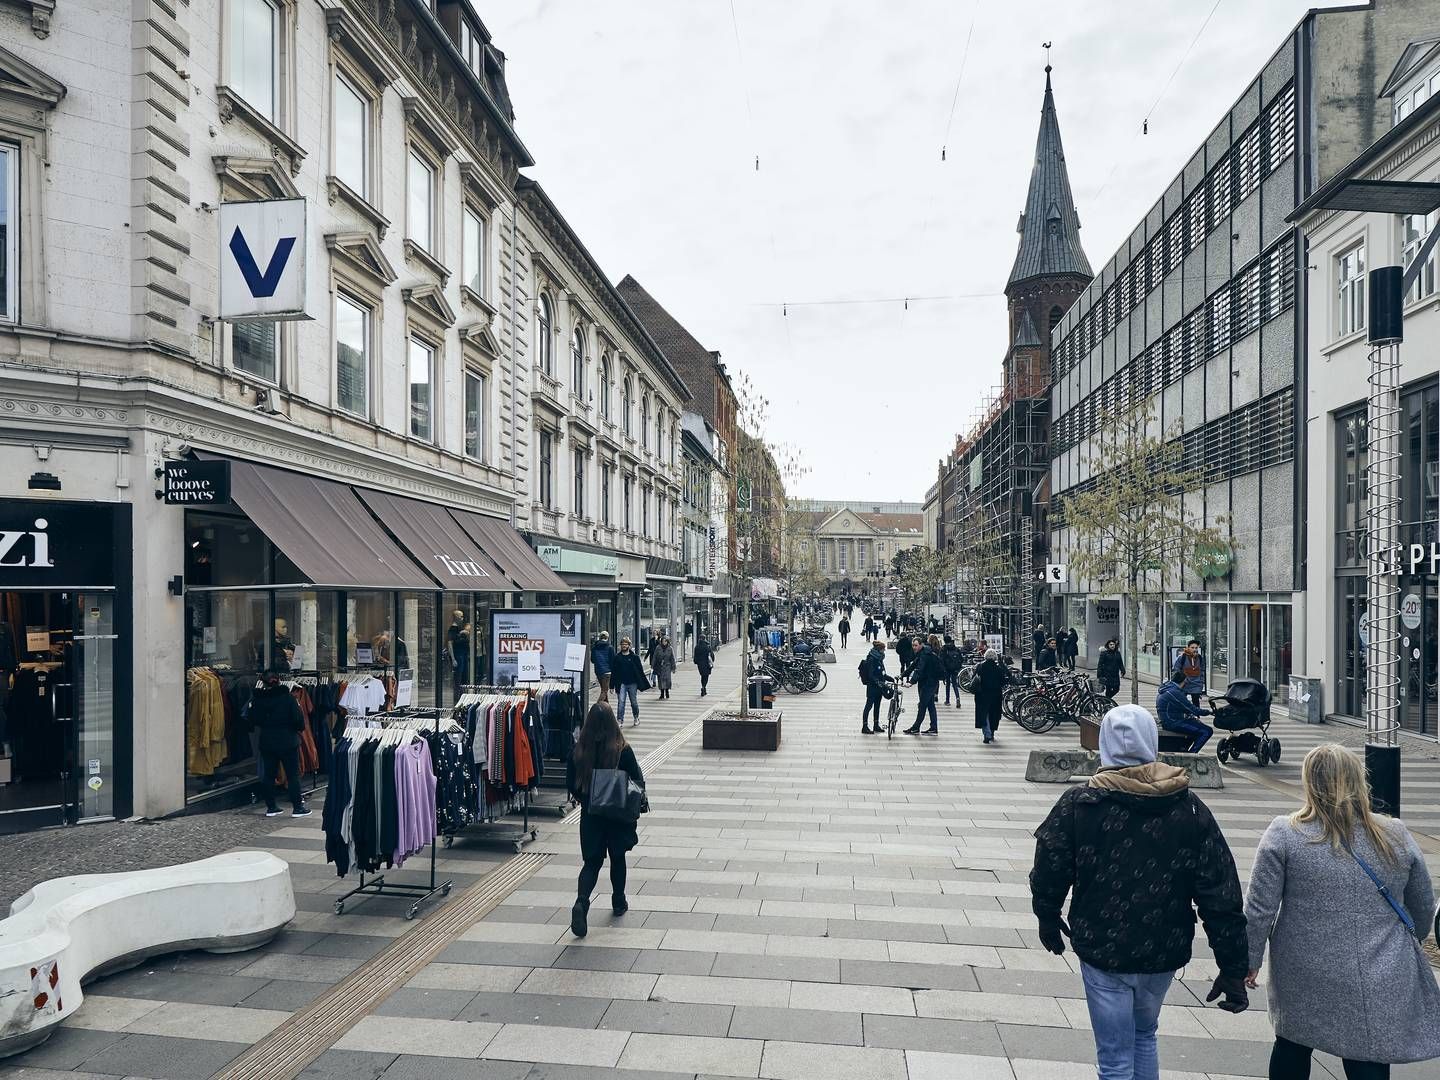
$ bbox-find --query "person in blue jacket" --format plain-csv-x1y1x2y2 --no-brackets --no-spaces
592,631,615,703
1156,669,1213,752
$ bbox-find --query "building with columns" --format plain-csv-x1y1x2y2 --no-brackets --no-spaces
794,503,927,593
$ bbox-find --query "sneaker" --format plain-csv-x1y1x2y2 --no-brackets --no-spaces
923,729,939,736
292,807,313,817
571,899,589,938
903,727,920,736
264,808,284,818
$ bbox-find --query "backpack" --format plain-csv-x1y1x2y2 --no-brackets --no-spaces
858,657,870,685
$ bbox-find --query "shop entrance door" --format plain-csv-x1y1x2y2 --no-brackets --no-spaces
1399,581,1436,737
0,590,116,833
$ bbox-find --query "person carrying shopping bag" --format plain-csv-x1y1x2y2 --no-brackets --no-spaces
566,702,645,938
1244,743,1440,1080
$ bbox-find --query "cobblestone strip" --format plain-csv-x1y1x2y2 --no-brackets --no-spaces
215,704,714,1080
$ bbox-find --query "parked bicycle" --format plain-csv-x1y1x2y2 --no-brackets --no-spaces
1003,670,1110,734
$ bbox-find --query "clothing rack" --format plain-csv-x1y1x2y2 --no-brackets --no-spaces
447,688,542,851
332,712,455,919
480,682,578,817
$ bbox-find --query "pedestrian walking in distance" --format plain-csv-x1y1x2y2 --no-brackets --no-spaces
1038,637,1059,671
567,702,645,938
592,631,614,703
971,648,1005,744
652,635,676,700
1031,704,1249,1080
692,634,715,697
1157,668,1213,752
902,634,945,736
837,615,850,649
1245,743,1440,1079
1065,627,1079,670
940,635,964,707
252,667,311,817
1032,623,1047,658
610,637,649,726
1097,638,1125,699
862,614,875,642
859,639,888,734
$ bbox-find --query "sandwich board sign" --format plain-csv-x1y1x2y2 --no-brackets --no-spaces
219,198,309,321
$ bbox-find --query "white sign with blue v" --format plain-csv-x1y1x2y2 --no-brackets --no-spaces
219,198,308,321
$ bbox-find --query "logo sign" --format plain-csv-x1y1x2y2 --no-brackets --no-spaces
434,554,489,579
498,635,545,655
1358,611,1370,647
163,460,230,505
1194,540,1232,580
736,477,753,512
0,501,120,588
1045,563,1067,584
219,198,308,320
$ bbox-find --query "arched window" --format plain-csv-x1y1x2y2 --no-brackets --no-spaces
641,393,651,450
599,353,611,419
537,294,554,376
622,376,633,436
1049,306,1064,339
570,325,585,395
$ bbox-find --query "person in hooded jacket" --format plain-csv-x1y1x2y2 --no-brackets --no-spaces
1096,639,1126,699
971,648,1006,743
1030,705,1249,1080
1032,624,1047,658
939,635,964,706
652,636,676,699
251,668,311,817
894,633,916,678
902,635,946,736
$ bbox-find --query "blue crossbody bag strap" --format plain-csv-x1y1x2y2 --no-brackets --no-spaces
1348,847,1417,937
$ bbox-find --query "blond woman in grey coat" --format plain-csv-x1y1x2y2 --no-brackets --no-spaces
1244,744,1440,1079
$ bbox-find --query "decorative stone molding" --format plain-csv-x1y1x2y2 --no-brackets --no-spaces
215,86,306,177
402,281,456,333
0,396,130,424
402,95,458,161
458,160,506,212
402,238,451,287
326,176,390,240
0,41,64,110
0,0,53,38
325,232,398,299
325,6,399,89
213,155,299,200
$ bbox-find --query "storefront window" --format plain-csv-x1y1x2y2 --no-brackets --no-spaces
347,591,395,668
186,511,268,588
75,592,115,821
1210,604,1229,685
1266,603,1292,690
1137,600,1161,680
1338,575,1367,717
1167,601,1206,678
273,590,336,673
1066,598,1086,661
399,591,437,707
619,589,638,646
184,589,267,801
640,588,655,650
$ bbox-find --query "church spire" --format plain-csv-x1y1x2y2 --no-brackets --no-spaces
1007,64,1091,290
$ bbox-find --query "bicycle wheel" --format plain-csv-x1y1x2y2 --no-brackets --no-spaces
1018,697,1059,734
1002,687,1030,723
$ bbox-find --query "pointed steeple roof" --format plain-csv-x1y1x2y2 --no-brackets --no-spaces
1007,65,1091,289
1012,308,1042,348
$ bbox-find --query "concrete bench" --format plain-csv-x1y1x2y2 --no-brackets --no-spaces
1024,748,1223,788
0,851,294,1058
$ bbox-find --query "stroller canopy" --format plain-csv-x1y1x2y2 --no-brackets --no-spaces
1219,678,1270,708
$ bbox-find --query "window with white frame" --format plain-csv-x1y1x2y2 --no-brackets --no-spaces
408,338,435,441
571,326,585,396
838,542,848,572
857,544,867,571
1336,244,1366,338
335,293,370,417
333,72,369,196
464,369,486,460
537,294,554,376
1401,209,1438,303
641,393,651,450
462,206,485,297
407,149,435,252
819,544,828,571
622,376,633,435
538,430,553,509
601,464,613,526
229,0,278,121
232,321,278,384
642,485,651,537
573,448,585,518
599,354,611,420
623,474,633,531
0,144,12,323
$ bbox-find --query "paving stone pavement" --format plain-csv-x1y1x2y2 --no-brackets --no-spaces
6,619,1440,1079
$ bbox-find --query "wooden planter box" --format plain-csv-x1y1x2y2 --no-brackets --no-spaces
704,710,782,751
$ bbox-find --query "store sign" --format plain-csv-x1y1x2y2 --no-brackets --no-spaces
707,526,718,576
219,198,309,320
683,582,715,598
491,609,586,687
0,501,119,588
163,460,230,504
536,544,618,577
1194,540,1232,580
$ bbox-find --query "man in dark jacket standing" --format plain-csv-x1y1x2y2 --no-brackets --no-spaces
859,640,888,734
1030,705,1248,1079
1096,639,1125,699
837,615,850,649
251,670,310,818
939,635,964,706
1038,637,1059,671
894,633,916,678
693,635,715,697
902,635,945,736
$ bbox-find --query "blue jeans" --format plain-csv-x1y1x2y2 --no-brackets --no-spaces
1080,961,1175,1080
616,683,640,723
1162,716,1212,753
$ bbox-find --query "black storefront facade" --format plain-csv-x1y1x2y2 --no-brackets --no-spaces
182,456,567,807
0,499,133,834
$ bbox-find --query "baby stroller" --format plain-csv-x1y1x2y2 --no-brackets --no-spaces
1212,678,1280,766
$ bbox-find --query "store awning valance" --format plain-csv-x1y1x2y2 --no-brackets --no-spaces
224,460,435,590
645,556,686,582
451,511,571,593
355,489,510,592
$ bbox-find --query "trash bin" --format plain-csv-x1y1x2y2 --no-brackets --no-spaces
747,675,777,710
1286,676,1324,724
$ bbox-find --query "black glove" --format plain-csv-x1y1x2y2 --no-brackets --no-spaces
1037,917,1070,956
1206,974,1249,1014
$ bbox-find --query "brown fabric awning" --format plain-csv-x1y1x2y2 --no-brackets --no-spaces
355,490,510,592
225,460,435,589
451,510,571,593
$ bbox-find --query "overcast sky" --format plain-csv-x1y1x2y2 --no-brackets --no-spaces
487,0,1334,503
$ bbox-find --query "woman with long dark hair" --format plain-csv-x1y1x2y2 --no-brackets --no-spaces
566,702,645,938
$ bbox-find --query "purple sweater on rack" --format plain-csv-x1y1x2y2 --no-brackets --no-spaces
393,738,437,865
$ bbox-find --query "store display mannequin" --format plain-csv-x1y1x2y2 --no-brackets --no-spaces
273,619,295,672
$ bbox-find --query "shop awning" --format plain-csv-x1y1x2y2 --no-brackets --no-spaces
645,556,686,582
224,460,435,589
451,511,571,593
355,489,510,592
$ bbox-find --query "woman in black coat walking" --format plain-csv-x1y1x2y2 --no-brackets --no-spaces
692,635,715,696
566,703,645,938
251,670,310,817
972,649,1006,744
1064,628,1079,670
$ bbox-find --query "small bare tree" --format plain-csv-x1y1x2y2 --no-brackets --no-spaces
894,546,958,620
1062,400,1228,704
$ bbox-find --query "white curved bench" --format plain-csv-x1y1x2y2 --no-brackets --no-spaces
0,851,294,1058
